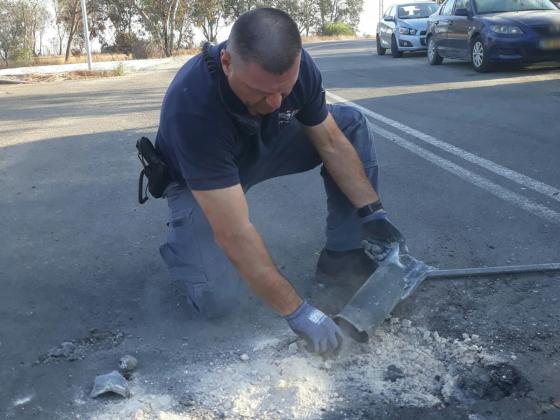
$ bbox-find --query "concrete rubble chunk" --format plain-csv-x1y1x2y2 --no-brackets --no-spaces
240,353,250,362
90,370,131,398
119,355,138,373
288,342,298,355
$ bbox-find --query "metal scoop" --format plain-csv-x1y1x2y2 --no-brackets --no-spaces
333,240,560,342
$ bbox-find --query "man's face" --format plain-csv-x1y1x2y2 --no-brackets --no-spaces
220,49,301,116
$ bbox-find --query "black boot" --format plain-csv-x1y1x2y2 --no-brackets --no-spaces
316,248,378,287
313,248,378,315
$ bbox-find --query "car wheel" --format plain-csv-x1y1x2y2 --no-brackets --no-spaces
376,35,386,56
391,35,403,58
427,36,443,65
471,36,491,72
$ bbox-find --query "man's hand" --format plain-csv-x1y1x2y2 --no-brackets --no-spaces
363,212,404,245
285,301,343,354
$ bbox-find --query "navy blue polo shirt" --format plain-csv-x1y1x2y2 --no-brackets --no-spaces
155,42,328,191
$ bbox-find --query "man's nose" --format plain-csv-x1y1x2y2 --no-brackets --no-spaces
265,93,282,110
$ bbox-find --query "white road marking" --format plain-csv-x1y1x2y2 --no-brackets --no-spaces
327,91,560,202
326,92,560,225
331,73,560,99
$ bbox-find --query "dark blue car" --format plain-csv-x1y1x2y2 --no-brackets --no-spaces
426,0,560,71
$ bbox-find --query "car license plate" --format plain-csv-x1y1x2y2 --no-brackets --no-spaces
539,38,560,50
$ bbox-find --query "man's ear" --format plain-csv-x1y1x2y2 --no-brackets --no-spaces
220,49,232,77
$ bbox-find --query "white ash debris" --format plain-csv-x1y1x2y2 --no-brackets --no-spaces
184,318,497,418
89,318,501,419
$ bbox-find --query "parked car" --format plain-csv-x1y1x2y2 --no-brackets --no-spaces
377,1,440,58
426,0,560,72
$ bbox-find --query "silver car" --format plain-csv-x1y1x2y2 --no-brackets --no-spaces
377,1,440,57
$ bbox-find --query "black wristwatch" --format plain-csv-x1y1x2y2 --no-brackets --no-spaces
357,200,384,218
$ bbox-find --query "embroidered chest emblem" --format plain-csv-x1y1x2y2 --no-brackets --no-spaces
278,109,300,125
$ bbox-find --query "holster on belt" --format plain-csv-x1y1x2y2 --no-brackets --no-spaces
136,136,171,204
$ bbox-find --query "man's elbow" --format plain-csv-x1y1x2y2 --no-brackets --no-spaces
213,222,254,251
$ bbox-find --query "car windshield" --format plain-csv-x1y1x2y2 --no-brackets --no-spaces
474,0,558,13
397,3,439,19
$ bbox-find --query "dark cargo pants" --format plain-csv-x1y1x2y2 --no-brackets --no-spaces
159,104,379,319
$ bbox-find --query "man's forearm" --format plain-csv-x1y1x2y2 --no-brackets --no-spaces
318,131,378,208
216,222,302,316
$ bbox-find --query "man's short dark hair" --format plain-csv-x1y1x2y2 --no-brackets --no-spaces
227,8,302,75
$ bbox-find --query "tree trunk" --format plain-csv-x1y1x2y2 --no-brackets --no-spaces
168,0,180,55
58,33,64,55
177,23,184,50
64,2,79,62
39,29,44,55
65,26,74,61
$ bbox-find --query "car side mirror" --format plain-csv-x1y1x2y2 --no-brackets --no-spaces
455,8,470,16
384,16,394,22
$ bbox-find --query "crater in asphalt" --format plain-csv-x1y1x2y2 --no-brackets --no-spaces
456,362,532,402
36,328,124,364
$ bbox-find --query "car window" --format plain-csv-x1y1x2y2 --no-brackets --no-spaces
441,0,456,14
397,3,440,19
383,6,394,18
454,0,471,10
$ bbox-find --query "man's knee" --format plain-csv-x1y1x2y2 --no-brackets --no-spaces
185,283,238,320
330,104,377,165
159,242,241,320
330,104,368,137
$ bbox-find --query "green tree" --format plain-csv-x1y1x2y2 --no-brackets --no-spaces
319,0,363,30
52,0,66,55
105,0,137,34
175,0,195,49
292,0,320,36
189,0,224,43
222,0,267,20
0,0,46,66
29,0,48,55
135,0,182,56
57,0,107,61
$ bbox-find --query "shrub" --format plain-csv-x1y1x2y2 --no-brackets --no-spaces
114,33,138,55
320,22,354,36
114,62,125,76
131,39,162,59
12,47,34,66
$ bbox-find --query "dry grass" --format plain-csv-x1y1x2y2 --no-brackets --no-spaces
0,50,202,69
1,53,131,69
173,47,201,57
0,69,124,84
34,53,130,66
302,34,374,43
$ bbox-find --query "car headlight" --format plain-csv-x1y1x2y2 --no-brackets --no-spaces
490,25,523,35
399,27,418,35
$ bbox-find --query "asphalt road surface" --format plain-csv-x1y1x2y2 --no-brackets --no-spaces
1,40,559,419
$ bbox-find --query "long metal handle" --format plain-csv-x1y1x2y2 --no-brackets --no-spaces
427,263,560,280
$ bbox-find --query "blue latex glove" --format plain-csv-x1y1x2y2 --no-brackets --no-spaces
362,210,405,248
285,301,343,354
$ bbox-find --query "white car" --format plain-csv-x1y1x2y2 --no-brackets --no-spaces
377,1,440,57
